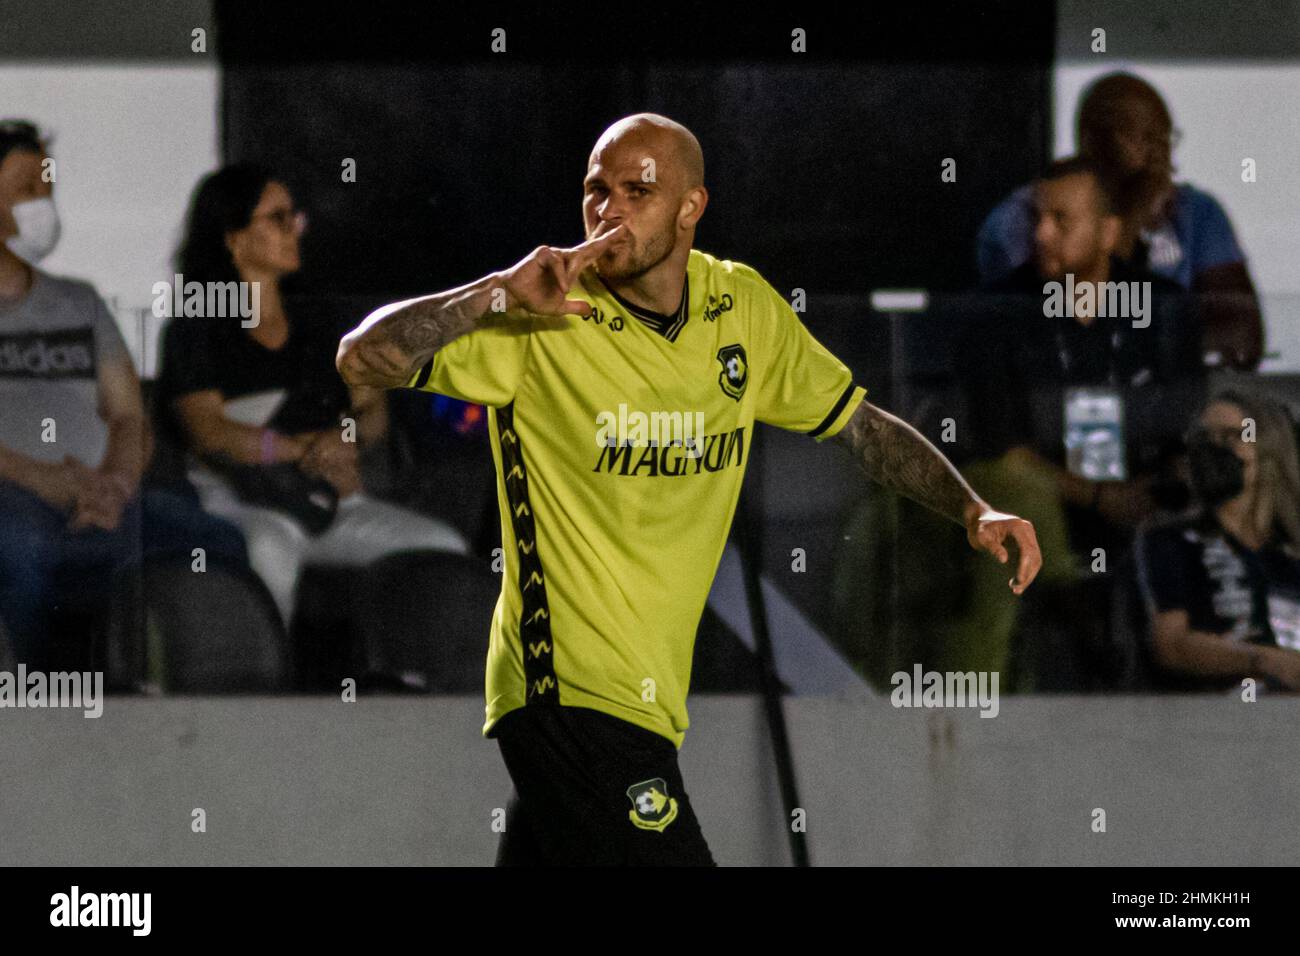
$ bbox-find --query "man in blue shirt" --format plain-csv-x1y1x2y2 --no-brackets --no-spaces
977,72,1263,371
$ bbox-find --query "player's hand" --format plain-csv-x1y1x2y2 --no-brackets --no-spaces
965,505,1042,596
497,224,628,318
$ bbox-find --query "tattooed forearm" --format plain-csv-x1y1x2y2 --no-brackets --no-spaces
337,272,508,388
833,401,986,527
385,294,477,356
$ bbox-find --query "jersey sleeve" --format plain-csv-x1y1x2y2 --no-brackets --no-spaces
746,270,866,442
403,313,535,407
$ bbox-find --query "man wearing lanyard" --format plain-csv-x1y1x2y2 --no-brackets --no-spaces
958,157,1207,687
964,156,1206,557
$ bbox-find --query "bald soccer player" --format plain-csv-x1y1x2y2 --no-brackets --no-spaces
338,113,1042,866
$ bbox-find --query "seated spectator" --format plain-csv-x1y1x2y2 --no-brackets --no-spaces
156,163,468,627
948,157,1207,690
962,156,1207,568
1135,389,1300,691
977,71,1263,370
0,119,247,667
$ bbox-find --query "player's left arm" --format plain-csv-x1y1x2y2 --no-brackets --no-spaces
832,400,1042,595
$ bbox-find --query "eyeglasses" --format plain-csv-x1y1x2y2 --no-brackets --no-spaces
252,208,307,234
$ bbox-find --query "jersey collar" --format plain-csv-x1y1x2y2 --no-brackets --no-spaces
598,274,690,343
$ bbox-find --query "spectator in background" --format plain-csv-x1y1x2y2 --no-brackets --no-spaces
0,119,246,667
977,71,1264,370
952,156,1206,690
963,156,1206,566
156,164,468,627
1135,389,1300,691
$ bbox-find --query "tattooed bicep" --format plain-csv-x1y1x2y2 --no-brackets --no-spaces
832,400,888,452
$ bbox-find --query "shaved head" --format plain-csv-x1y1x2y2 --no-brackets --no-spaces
589,113,704,192
581,112,708,284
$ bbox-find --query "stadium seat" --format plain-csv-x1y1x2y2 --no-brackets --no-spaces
385,388,497,547
290,563,364,691
46,562,112,673
355,548,766,695
354,550,500,693
98,551,290,692
1106,548,1161,691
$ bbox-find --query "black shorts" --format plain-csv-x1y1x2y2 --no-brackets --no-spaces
493,704,716,866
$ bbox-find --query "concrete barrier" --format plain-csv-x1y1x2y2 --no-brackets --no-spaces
1,693,1296,865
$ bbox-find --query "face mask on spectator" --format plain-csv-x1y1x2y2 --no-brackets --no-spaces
1187,431,1245,507
5,197,61,263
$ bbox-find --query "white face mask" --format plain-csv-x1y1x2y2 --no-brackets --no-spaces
5,197,61,263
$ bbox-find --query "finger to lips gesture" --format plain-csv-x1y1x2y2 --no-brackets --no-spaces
500,224,628,317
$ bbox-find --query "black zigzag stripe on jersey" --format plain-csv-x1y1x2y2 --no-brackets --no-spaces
496,401,559,705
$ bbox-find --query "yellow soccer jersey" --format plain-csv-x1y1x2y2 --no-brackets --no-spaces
404,248,867,748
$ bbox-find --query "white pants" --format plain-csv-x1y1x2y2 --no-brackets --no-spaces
189,466,469,627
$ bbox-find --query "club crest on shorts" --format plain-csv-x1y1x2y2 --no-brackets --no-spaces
626,778,679,832
716,343,748,401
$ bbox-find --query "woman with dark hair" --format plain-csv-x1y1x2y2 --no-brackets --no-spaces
156,164,467,627
1134,388,1300,690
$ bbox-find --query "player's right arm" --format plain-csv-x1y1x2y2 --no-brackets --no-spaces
336,225,627,389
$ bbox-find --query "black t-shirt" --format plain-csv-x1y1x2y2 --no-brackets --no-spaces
957,259,1206,558
156,302,352,438
1135,513,1300,687
960,257,1205,471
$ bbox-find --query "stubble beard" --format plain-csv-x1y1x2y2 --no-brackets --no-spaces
595,226,676,282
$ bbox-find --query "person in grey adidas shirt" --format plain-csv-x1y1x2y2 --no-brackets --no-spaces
0,119,245,667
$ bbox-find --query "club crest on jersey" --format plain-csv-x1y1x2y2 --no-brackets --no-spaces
626,778,679,832
716,344,748,401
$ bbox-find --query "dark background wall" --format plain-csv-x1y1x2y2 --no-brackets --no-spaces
215,4,1054,300
213,3,1056,642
